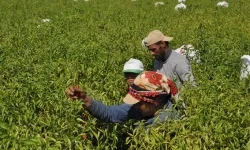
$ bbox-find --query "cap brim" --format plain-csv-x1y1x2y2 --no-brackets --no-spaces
123,69,143,74
123,94,140,104
163,36,173,42
143,36,173,47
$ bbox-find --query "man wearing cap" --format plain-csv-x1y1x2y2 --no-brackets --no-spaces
67,71,179,126
142,30,196,90
123,58,144,85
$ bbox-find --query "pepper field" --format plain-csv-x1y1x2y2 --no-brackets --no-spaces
0,0,250,149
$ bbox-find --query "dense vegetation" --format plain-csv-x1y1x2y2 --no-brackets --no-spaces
0,0,250,149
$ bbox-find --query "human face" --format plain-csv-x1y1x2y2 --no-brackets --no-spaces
148,42,166,61
135,101,164,117
124,72,139,85
140,104,154,117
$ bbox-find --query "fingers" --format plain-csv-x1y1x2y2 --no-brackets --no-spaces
67,86,75,96
73,88,82,93
72,96,78,100
66,85,86,100
74,85,83,93
67,86,81,94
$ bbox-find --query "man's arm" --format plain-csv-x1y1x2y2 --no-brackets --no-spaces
84,98,132,123
175,58,196,86
66,86,132,123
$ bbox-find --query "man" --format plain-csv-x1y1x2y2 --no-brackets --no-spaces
67,71,179,126
123,58,144,85
142,30,196,90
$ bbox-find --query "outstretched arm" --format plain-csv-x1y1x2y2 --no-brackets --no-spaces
66,86,132,123
85,98,132,123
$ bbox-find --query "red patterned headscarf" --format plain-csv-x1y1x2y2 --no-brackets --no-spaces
123,71,178,105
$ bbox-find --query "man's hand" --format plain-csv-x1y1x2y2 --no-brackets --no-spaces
66,85,91,107
67,85,86,100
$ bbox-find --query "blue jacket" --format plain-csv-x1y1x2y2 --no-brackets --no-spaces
85,98,178,126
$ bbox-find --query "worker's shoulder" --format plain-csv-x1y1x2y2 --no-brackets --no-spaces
170,50,187,63
171,50,186,59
